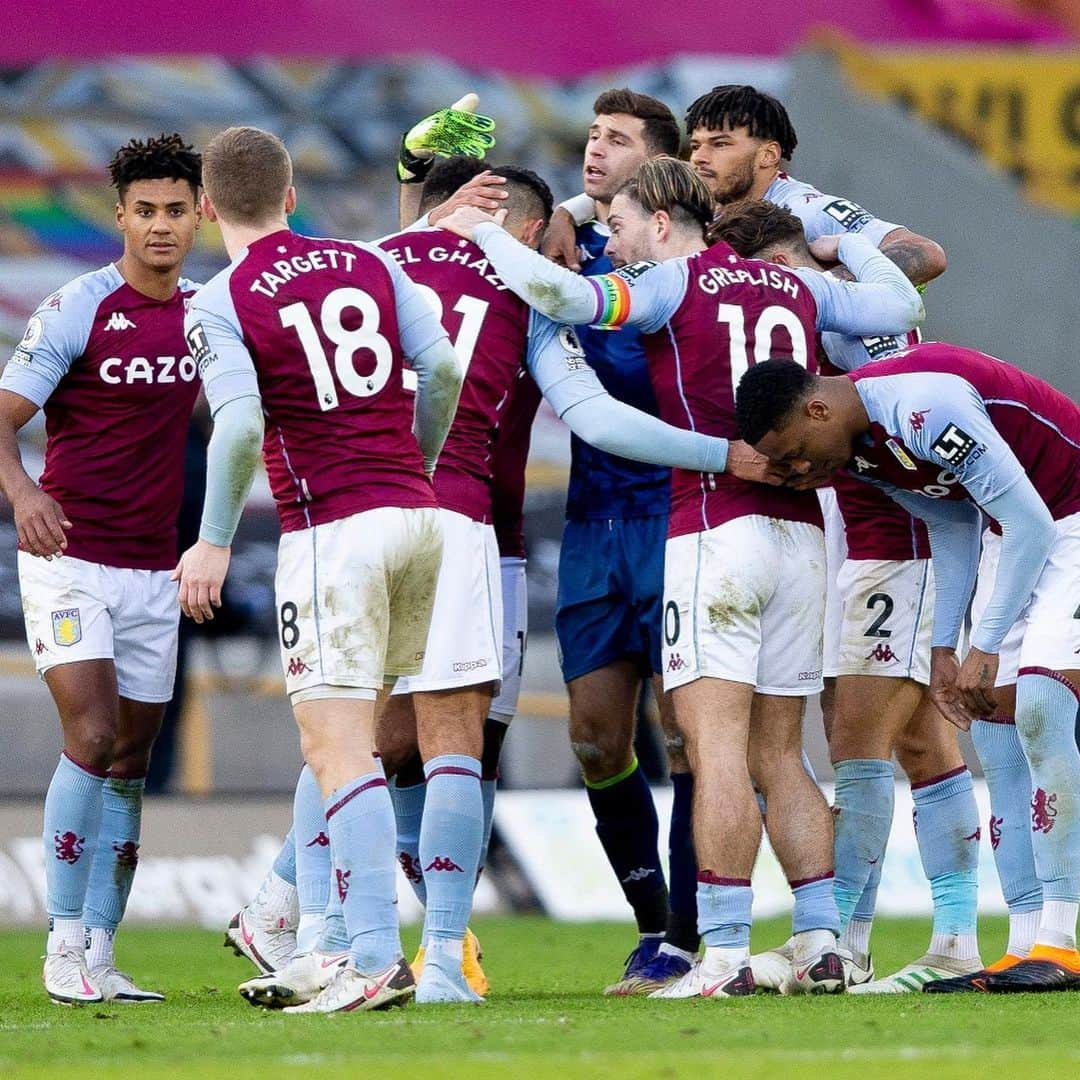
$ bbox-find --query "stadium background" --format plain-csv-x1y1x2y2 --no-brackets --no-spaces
0,3,1077,928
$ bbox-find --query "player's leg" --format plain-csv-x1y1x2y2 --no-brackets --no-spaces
559,517,669,985
985,515,1080,991
81,695,166,1002
278,507,439,1015
83,568,184,1002
748,693,843,995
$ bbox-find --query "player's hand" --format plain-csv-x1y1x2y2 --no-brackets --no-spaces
398,93,497,184
438,202,508,241
541,207,581,272
13,488,71,559
427,171,509,225
724,440,788,486
929,646,974,731
172,539,230,624
808,234,843,264
956,647,999,719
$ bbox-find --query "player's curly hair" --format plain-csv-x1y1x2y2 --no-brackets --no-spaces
735,358,815,445
617,156,713,236
489,165,554,225
708,200,809,256
108,132,201,202
685,85,798,161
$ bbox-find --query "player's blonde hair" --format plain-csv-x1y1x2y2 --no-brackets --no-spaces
202,126,293,226
617,156,714,234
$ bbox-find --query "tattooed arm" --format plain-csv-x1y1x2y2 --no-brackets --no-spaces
877,227,947,287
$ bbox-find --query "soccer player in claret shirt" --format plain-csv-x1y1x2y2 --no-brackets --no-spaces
440,156,923,999
175,126,464,1015
737,347,1080,993
714,202,985,993
0,134,202,1005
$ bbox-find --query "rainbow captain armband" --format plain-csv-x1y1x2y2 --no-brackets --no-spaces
589,273,633,329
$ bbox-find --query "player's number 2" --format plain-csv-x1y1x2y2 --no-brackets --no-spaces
717,303,810,393
279,287,393,411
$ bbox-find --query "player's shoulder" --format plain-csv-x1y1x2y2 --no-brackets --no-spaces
36,263,124,319
765,172,823,208
178,275,203,295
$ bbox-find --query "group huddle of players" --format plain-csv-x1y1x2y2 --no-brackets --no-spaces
3,82,1079,1012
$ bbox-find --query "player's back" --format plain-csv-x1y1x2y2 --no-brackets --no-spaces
643,241,821,537
568,222,670,521
202,230,433,531
378,227,529,524
852,342,1080,520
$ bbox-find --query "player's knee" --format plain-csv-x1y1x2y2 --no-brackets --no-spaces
664,730,689,771
66,719,118,771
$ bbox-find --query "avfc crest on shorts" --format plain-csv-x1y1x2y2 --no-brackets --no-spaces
51,608,82,647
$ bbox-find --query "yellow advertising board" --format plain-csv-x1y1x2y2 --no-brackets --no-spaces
831,40,1080,214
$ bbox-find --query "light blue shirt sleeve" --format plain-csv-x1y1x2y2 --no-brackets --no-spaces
184,269,262,416
0,269,115,407
470,221,685,331
792,235,924,338
183,269,264,548
525,313,728,473
786,189,902,249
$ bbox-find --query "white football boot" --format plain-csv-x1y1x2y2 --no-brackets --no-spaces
91,965,165,1003
283,958,415,1013
649,956,755,1000
848,954,981,994
43,946,102,1005
239,949,349,1009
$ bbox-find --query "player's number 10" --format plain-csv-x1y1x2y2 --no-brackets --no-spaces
717,303,810,391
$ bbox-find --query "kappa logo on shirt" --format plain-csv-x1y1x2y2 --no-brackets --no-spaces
853,456,877,473
909,408,931,433
103,311,137,331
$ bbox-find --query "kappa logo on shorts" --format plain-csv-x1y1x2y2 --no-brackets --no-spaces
452,658,489,673
286,656,313,677
865,643,898,663
34,638,47,656
51,609,81,647
666,652,687,673
797,669,823,681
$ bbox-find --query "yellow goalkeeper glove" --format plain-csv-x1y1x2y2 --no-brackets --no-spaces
397,93,496,184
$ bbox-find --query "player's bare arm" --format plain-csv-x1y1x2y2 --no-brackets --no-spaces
877,227,947,287
0,389,70,559
425,171,508,226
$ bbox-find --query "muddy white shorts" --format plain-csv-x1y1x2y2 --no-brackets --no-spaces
275,506,442,701
392,509,502,696
662,516,826,696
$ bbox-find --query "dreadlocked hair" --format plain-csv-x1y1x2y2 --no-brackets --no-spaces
618,156,713,236
108,133,201,201
684,85,797,161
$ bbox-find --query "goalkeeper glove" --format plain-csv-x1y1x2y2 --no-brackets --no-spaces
397,92,496,184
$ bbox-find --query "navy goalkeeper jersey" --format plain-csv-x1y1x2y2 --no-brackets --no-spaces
564,221,670,521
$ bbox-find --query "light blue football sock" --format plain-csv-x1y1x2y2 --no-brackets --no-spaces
791,874,840,936
389,777,427,906
1016,670,1080,904
294,765,331,932
696,873,752,950
911,767,980,940
972,717,1042,913
854,853,883,923
84,775,144,931
479,778,497,875
419,754,483,943
324,769,401,973
317,891,350,954
43,754,106,920
272,826,296,887
832,759,895,930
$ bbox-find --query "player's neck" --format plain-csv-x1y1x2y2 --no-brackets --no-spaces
219,218,290,261
661,232,706,260
595,198,612,225
115,254,181,302
836,376,871,436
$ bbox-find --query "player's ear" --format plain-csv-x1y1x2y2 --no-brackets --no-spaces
284,186,298,215
115,199,125,233
200,192,218,223
769,249,791,267
806,396,830,422
654,209,671,242
757,139,782,171
520,217,545,249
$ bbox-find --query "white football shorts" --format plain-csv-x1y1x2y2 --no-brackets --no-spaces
392,508,503,696
275,506,442,701
835,558,933,684
17,551,179,703
662,516,826,695
969,513,1080,686
820,487,846,680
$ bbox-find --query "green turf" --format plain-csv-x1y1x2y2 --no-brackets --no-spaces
1,917,1076,1078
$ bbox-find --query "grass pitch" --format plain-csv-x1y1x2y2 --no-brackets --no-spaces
1,916,1076,1078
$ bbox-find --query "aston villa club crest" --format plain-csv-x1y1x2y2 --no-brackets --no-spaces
51,608,82,647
